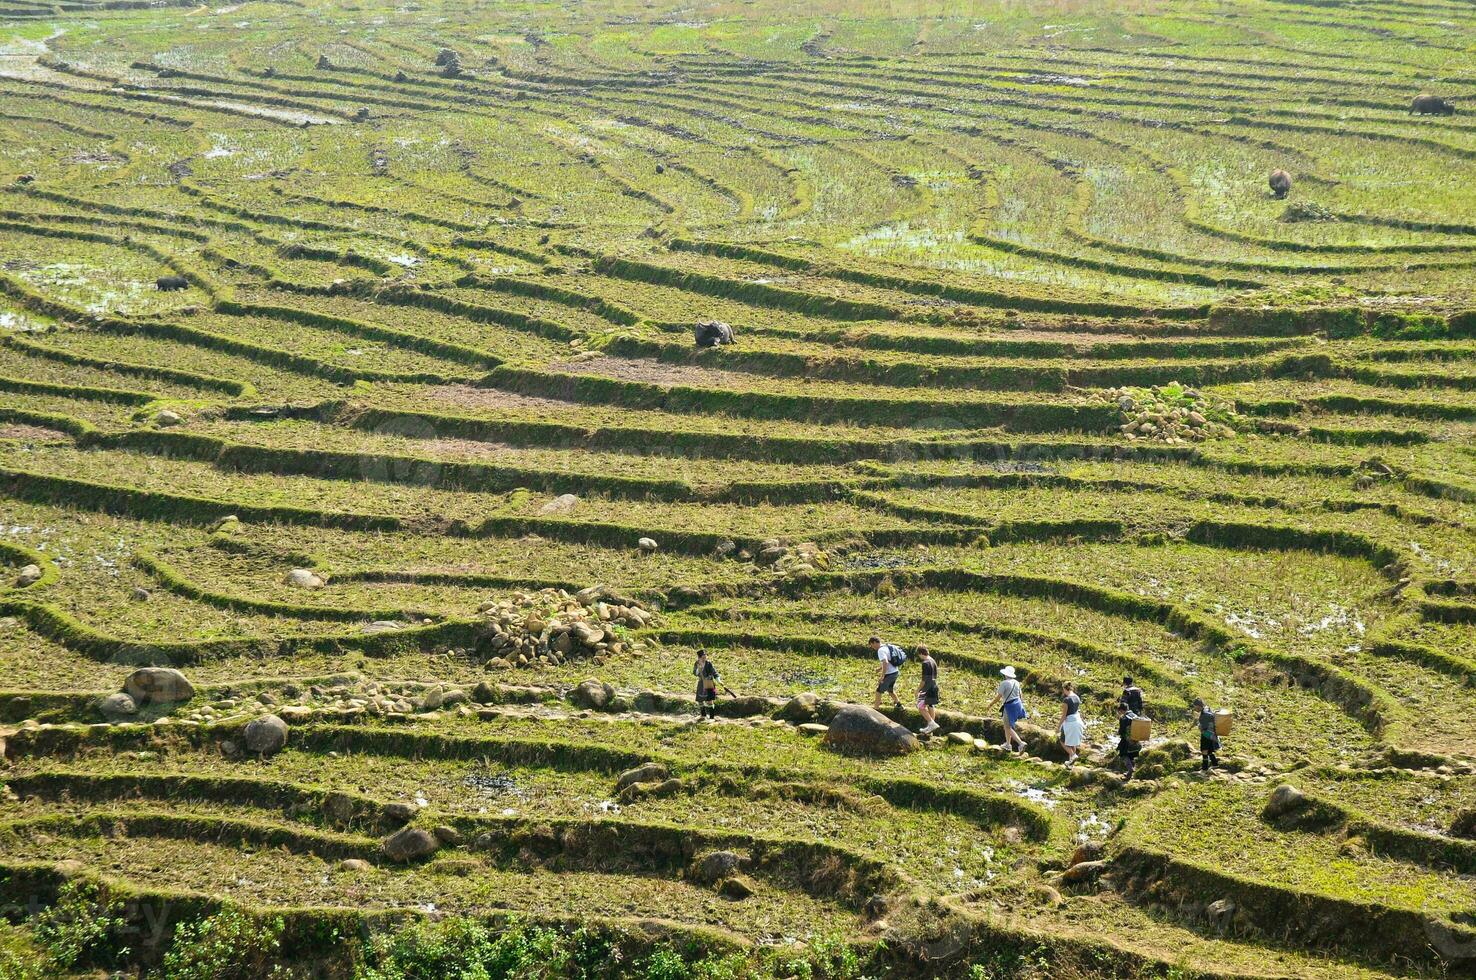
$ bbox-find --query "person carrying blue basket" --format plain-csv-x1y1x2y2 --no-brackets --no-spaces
986,665,1028,753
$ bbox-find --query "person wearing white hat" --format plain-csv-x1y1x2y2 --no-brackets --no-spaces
985,665,1028,752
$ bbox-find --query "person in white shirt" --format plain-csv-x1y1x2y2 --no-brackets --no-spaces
868,635,904,710
985,665,1028,752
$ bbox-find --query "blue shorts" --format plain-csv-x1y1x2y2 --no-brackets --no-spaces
877,671,898,694
1003,698,1027,725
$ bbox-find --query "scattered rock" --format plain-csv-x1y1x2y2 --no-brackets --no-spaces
775,692,820,724
338,858,371,873
614,762,670,794
15,564,41,587
1069,842,1103,867
154,275,190,292
690,850,744,884
538,493,580,515
322,792,359,827
98,693,138,719
1262,784,1307,820
637,537,658,553
1206,897,1237,931
382,827,439,862
382,802,418,825
433,825,463,846
693,320,736,349
242,714,288,755
476,586,653,667
1032,884,1065,907
1059,859,1107,885
123,667,195,704
822,705,919,756
361,621,402,635
1452,808,1476,841
1104,383,1237,444
153,409,183,427
569,679,616,710
131,587,151,602
718,874,755,899
284,568,326,589
947,731,974,746
617,777,683,804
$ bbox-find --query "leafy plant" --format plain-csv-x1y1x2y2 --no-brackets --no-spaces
31,881,129,969
157,907,288,980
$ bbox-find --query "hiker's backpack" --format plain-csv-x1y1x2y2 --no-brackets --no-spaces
884,643,906,668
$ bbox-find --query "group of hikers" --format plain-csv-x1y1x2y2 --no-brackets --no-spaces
693,639,1226,775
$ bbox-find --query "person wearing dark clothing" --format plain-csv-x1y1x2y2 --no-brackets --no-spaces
1120,677,1144,716
915,645,940,735
1116,701,1141,779
693,649,721,720
1193,697,1221,771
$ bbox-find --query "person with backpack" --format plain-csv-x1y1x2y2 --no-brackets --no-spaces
985,666,1028,752
915,645,940,734
1193,697,1221,771
1058,681,1084,766
1120,676,1144,716
869,635,905,710
1116,700,1142,779
693,649,721,720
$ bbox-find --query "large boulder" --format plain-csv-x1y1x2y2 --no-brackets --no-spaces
690,849,744,885
284,568,325,589
822,705,919,756
123,667,195,705
98,693,138,719
775,692,820,724
382,827,440,863
614,762,669,794
243,714,288,755
1262,784,1307,821
569,679,615,710
538,493,580,515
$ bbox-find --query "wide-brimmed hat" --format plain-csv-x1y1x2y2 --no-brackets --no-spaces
1000,666,1017,679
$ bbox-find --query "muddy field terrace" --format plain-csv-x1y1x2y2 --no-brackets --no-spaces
1,0,1476,975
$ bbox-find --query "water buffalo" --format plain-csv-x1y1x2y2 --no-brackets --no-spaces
1411,94,1455,116
1269,169,1292,199
694,320,736,348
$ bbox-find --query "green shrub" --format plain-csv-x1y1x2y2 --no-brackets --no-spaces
158,907,287,980
31,881,128,969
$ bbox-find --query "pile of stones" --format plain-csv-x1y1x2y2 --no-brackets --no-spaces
1104,384,1237,443
477,586,654,669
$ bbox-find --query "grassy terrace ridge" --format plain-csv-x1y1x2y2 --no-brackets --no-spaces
6,0,1476,977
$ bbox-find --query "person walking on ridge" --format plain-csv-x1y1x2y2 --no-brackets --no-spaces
986,665,1028,752
1059,681,1084,766
869,636,906,711
1193,697,1222,772
1116,700,1142,779
916,644,940,734
693,649,721,720
1120,676,1144,716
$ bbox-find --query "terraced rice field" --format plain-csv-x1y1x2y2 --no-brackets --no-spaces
3,0,1476,975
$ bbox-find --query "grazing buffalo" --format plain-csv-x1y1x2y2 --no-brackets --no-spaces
1268,169,1292,199
1411,94,1455,116
694,320,736,349
155,275,190,291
